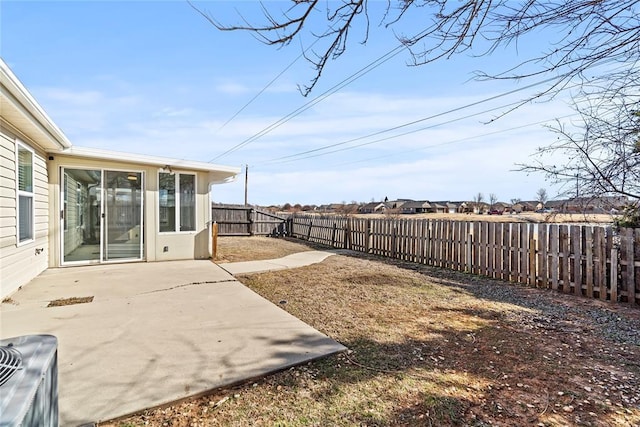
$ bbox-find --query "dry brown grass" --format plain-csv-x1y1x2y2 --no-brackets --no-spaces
214,236,314,262
104,237,639,427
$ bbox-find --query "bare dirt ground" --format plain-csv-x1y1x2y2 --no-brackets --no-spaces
213,236,314,263
103,237,639,427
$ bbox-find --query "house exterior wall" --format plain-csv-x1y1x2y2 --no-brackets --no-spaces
47,154,212,268
0,127,49,298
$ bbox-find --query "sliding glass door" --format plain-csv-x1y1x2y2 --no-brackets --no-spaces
104,171,143,261
62,168,143,264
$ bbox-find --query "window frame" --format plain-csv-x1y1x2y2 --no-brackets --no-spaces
63,173,69,231
16,141,35,245
158,171,197,233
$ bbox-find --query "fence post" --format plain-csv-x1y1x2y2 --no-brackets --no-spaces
331,221,337,247
345,217,352,250
529,224,537,287
610,245,619,302
211,221,218,260
391,223,397,259
465,222,473,273
307,218,313,241
623,228,635,304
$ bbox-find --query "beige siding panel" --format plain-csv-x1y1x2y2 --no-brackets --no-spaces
0,158,14,179
0,138,49,299
0,186,15,199
1,197,16,209
0,149,12,164
0,234,16,248
0,132,14,157
0,141,13,160
0,188,17,209
0,221,16,232
0,207,16,221
0,243,48,297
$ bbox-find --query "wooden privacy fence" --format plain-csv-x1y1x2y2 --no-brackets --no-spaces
288,214,639,306
211,205,288,236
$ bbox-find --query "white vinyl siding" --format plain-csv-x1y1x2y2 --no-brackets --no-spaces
0,131,49,299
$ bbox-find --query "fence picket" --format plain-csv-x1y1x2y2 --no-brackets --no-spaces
571,226,582,296
585,226,594,298
472,222,480,275
538,224,548,288
550,225,559,291
593,227,605,300
611,246,619,303
623,228,635,304
520,223,528,284
479,221,487,276
607,229,616,302
528,224,536,286
465,222,472,273
560,225,570,293
503,224,511,281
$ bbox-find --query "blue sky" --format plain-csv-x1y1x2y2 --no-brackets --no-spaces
1,1,578,205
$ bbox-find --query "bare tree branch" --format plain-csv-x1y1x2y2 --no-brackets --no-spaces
191,0,638,102
518,77,640,222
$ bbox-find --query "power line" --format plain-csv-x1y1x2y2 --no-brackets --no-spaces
207,21,451,162
215,26,331,132
208,44,407,162
216,52,304,132
326,113,578,168
257,75,562,166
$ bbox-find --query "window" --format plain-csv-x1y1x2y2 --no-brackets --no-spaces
159,172,196,232
179,174,195,231
63,173,68,231
17,143,34,243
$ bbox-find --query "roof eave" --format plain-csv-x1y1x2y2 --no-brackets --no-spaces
0,59,72,150
51,145,240,180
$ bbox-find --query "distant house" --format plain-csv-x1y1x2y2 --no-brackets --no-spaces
329,203,346,212
492,202,510,213
511,201,538,213
426,202,441,213
359,202,387,214
341,203,361,214
387,199,411,210
400,200,431,214
457,202,473,213
445,202,460,214
545,196,629,213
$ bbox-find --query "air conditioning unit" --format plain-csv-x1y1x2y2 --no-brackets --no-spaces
0,335,58,427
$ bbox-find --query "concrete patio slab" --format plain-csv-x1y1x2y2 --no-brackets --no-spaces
0,260,345,426
220,250,348,275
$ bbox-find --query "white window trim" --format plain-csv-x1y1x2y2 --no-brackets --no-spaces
63,173,69,231
158,171,197,233
16,140,35,246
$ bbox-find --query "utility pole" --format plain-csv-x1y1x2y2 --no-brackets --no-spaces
244,164,248,206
